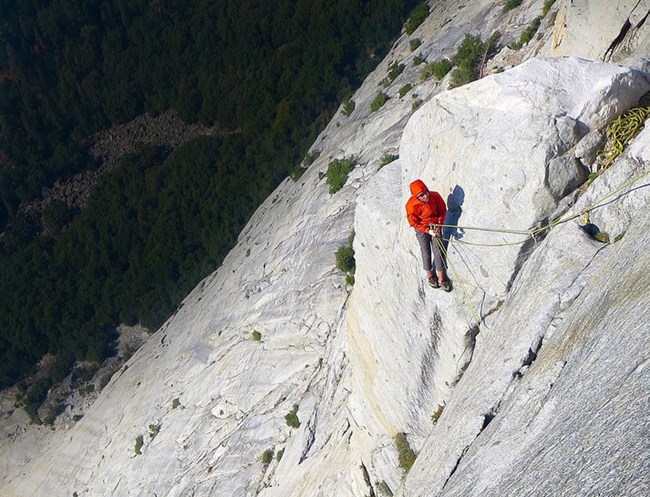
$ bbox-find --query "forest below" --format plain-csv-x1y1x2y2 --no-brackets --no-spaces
0,0,423,396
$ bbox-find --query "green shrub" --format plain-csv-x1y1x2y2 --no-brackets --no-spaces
394,433,417,474
98,373,111,390
172,398,182,409
20,377,54,424
521,16,542,44
43,403,66,425
276,448,285,461
149,423,161,439
542,0,557,16
336,232,356,285
377,481,394,496
371,91,389,112
485,30,501,56
380,63,403,87
291,149,321,181
252,330,262,341
285,404,300,428
304,150,321,166
413,54,425,66
261,448,274,465
398,84,413,97
412,99,423,111
135,434,144,455
79,384,95,396
379,154,399,169
503,0,524,11
450,34,485,88
289,162,307,182
326,157,357,194
74,365,97,383
421,59,452,81
336,243,355,273
290,165,306,181
509,17,542,50
43,200,75,235
405,3,429,35
409,38,422,52
381,62,405,86
342,99,356,116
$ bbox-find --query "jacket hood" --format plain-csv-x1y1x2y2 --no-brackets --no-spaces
409,179,428,197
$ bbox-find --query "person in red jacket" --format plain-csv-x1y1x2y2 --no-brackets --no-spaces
406,179,452,291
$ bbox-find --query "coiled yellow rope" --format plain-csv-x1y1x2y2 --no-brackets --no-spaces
597,103,650,171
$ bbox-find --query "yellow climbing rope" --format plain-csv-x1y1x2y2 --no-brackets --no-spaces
596,102,650,171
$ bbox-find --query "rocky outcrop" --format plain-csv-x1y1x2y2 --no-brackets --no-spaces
548,0,650,62
21,110,229,221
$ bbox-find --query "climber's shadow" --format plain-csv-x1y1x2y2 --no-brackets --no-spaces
443,185,465,250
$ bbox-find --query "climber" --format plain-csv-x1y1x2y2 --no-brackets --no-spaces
406,179,452,291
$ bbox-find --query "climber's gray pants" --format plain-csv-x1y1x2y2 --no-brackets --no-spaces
415,230,445,272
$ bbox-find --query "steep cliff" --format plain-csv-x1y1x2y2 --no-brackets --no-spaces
1,1,648,496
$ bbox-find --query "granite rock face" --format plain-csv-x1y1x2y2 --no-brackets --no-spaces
548,0,650,62
351,57,649,495
398,124,650,497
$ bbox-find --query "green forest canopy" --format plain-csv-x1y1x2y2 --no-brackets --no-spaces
0,0,422,388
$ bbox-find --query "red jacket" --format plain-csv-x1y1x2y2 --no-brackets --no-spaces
406,179,446,233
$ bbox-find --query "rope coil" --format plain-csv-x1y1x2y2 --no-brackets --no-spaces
597,104,650,170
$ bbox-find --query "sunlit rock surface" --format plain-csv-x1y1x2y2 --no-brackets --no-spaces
548,0,650,61
398,124,650,497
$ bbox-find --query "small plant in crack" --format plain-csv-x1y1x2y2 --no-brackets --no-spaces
134,434,144,455
261,448,274,465
431,404,445,424
394,432,417,474
149,423,161,439
285,404,301,428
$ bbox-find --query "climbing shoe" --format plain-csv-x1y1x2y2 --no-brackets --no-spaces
428,277,440,288
441,279,452,292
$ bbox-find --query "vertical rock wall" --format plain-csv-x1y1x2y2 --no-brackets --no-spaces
350,57,649,492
